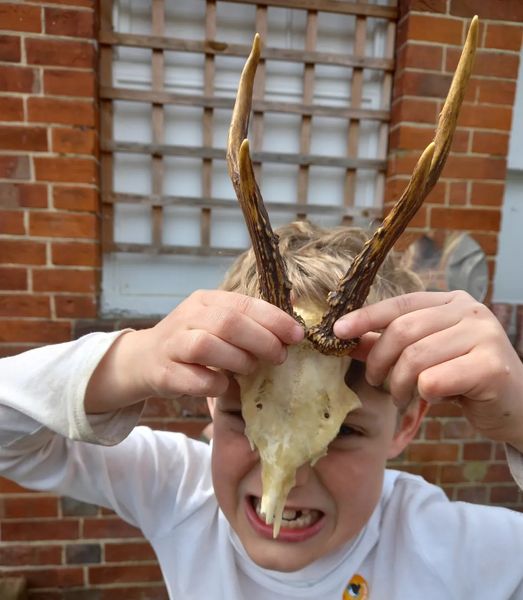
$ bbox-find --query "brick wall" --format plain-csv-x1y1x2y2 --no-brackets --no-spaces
386,0,523,506
0,0,522,597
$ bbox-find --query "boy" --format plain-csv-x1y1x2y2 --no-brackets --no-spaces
1,221,523,599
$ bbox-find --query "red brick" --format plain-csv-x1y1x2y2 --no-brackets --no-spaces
463,441,492,461
450,0,523,22
52,241,100,266
391,97,439,125
95,588,169,600
455,485,488,504
442,418,475,439
477,79,516,106
34,157,97,184
33,268,97,293
0,210,25,234
0,183,48,209
2,495,58,518
407,442,460,462
0,567,83,589
0,477,31,493
0,294,50,318
394,70,453,100
0,4,41,33
448,181,468,206
30,211,97,239
484,463,513,483
55,294,97,318
28,97,96,127
405,14,463,45
471,182,505,207
424,419,442,440
0,544,62,566
447,48,519,80
0,319,71,343
458,104,513,131
0,96,24,121
392,124,434,150
0,35,21,62
52,126,97,155
472,131,510,156
83,517,141,539
440,464,465,483
442,155,507,181
89,564,163,585
485,23,523,52
0,125,47,152
396,43,443,71
105,541,157,562
472,232,498,256
44,69,96,97
0,155,30,180
490,485,519,504
53,186,98,211
0,267,27,291
26,37,95,68
0,65,39,93
0,239,46,265
45,7,94,38
431,207,501,231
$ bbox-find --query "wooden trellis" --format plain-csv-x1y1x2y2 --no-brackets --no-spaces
99,0,398,257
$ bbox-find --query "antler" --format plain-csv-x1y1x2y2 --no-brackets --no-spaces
227,17,478,355
308,15,478,354
226,34,295,318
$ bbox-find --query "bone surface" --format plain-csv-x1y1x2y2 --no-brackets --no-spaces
236,307,360,538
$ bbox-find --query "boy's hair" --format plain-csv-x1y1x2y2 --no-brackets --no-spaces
221,220,423,308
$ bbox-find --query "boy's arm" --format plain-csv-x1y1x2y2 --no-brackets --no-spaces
0,330,142,446
85,289,304,414
334,291,523,454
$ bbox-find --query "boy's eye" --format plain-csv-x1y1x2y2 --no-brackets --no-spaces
336,424,363,438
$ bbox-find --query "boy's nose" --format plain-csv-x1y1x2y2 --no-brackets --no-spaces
294,462,312,486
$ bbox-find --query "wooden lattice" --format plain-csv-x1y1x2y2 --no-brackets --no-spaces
99,0,398,256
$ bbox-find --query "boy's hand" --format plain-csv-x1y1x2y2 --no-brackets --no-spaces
86,290,304,413
334,291,523,452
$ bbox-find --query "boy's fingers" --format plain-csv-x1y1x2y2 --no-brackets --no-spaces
364,303,461,385
201,291,304,344
173,331,258,375
333,291,459,339
386,323,475,404
346,332,380,362
156,362,230,398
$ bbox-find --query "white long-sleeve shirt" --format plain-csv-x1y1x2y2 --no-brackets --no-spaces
1,332,523,600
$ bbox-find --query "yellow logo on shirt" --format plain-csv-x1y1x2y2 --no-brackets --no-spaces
343,574,368,599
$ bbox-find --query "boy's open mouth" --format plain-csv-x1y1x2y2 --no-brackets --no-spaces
245,495,325,542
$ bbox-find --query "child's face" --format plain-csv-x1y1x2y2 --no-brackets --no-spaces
210,360,426,572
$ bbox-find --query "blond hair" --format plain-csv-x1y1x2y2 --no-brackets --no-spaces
221,221,423,309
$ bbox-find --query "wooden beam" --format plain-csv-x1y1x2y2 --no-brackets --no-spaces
98,31,394,72
100,86,390,121
102,140,386,170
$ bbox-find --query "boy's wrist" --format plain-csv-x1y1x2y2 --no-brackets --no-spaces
85,329,151,413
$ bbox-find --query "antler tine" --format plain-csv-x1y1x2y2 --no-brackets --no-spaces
227,34,295,316
308,16,478,356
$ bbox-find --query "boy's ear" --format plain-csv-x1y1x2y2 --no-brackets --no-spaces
387,398,429,459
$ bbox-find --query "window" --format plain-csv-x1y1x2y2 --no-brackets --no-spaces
99,0,397,315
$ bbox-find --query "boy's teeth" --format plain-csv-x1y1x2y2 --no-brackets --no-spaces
252,497,320,529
